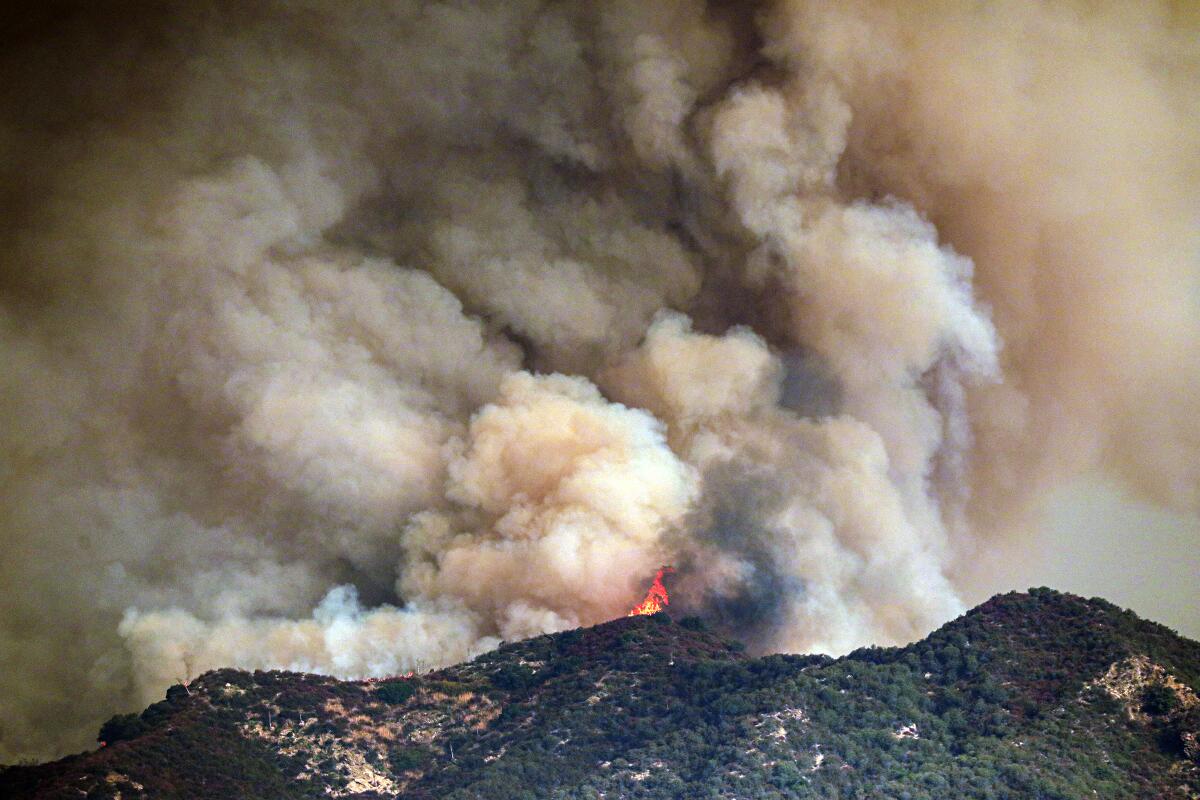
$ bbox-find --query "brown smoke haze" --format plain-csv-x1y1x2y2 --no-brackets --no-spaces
1,0,1198,762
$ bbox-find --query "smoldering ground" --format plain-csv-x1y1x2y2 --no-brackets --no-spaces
1,1,1198,761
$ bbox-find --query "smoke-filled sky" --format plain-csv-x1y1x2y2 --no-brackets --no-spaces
2,0,1198,763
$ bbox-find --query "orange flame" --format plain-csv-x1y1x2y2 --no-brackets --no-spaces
628,566,674,616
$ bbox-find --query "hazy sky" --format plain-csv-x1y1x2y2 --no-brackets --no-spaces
969,477,1199,639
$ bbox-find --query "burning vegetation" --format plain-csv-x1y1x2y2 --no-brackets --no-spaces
3,0,1199,766
628,567,674,617
4,591,1199,799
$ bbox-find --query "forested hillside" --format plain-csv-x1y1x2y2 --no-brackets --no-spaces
4,589,1198,799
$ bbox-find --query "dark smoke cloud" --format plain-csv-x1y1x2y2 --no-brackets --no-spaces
1,1,1197,762
671,460,806,648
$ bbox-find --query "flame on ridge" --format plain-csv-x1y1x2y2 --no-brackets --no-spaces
628,566,674,616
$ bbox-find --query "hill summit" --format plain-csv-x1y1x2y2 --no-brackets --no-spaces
4,589,1199,799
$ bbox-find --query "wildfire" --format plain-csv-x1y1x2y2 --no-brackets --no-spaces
628,566,674,616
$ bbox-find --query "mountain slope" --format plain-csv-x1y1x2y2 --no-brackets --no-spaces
4,589,1198,799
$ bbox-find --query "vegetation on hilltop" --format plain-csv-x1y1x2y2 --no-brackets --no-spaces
3,589,1198,799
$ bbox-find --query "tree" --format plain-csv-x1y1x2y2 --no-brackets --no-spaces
98,713,147,744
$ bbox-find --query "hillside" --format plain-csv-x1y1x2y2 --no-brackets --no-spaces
3,589,1198,799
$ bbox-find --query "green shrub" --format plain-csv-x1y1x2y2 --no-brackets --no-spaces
491,665,536,691
375,679,416,705
389,746,430,773
1141,684,1178,716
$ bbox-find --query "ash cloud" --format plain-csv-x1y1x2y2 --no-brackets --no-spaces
2,1,1198,762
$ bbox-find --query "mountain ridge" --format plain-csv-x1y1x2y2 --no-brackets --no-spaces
4,589,1198,799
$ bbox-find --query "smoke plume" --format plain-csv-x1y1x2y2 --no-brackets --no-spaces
1,1,1197,761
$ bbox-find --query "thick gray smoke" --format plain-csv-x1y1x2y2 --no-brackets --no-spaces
2,1,1198,762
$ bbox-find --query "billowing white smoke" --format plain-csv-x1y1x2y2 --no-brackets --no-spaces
1,1,1197,762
